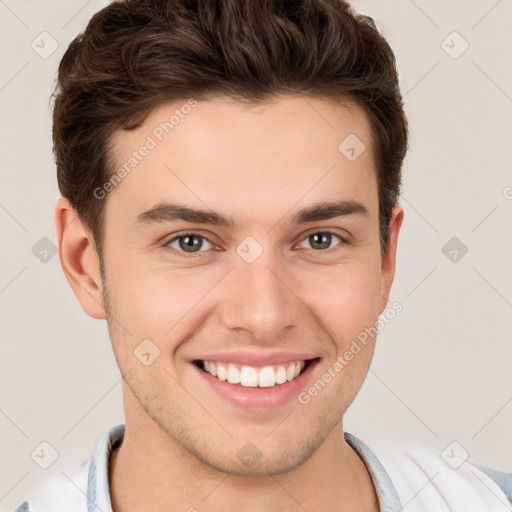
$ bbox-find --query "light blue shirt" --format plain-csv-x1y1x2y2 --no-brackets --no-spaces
13,423,512,512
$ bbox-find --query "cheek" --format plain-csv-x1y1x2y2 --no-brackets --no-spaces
297,260,382,342
296,264,381,407
105,263,221,343
106,245,382,358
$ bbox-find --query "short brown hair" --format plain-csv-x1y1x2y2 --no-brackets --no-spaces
53,0,408,261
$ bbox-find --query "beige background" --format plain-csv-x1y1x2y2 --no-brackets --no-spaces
1,0,511,509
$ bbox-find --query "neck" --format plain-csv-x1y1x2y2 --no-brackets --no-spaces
109,417,379,512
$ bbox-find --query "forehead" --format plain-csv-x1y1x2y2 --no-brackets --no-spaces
106,95,378,226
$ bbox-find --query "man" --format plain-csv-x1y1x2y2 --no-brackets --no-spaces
14,0,511,511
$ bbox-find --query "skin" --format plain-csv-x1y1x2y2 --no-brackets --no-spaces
56,94,403,512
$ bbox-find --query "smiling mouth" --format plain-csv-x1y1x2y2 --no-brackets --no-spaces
194,358,318,388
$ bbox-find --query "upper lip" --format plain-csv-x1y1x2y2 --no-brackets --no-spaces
192,351,318,366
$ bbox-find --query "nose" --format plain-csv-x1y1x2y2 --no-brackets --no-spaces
217,248,303,344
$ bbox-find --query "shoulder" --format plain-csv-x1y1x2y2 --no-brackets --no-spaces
474,463,512,504
11,424,125,512
11,460,89,512
369,437,512,512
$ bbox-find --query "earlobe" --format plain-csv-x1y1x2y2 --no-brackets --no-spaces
378,204,404,315
55,196,107,320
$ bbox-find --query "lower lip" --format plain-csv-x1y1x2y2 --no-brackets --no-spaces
193,359,319,409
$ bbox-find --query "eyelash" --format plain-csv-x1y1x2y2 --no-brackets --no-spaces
163,230,349,259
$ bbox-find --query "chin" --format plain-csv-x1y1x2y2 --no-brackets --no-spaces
169,421,331,477
193,441,319,477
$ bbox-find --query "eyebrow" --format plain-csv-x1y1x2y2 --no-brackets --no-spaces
133,199,369,230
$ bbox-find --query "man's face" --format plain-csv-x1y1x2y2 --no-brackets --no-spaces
99,94,401,475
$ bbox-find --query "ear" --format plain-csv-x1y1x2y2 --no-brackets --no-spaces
378,204,404,315
55,196,106,319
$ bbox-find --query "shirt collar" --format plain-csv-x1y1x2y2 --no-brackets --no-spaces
86,424,402,512
344,432,403,512
87,423,124,512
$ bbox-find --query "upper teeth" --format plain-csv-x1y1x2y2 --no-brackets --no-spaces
202,360,306,388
